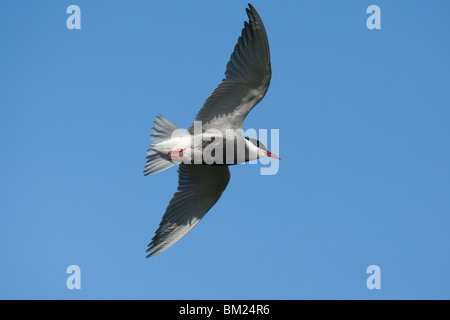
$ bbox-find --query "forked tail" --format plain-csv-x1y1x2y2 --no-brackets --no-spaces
143,115,179,176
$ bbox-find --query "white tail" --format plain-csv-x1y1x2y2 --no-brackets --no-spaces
143,115,180,176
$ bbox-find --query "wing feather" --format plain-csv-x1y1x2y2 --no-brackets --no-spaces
146,164,230,257
190,4,271,132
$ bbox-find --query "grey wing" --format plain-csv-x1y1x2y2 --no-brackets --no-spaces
146,164,231,257
190,4,271,133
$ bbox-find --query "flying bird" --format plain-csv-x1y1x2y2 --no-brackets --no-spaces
143,4,279,257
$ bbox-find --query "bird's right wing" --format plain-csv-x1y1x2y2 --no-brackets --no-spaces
189,4,271,133
146,164,230,257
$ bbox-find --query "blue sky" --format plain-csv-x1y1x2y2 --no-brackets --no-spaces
1,0,449,299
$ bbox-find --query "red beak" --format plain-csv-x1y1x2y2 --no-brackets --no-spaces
266,151,281,160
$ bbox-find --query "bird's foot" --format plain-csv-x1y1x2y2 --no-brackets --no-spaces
168,148,186,155
168,156,186,161
168,148,187,161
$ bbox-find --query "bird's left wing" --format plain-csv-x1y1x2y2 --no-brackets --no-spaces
190,4,271,133
146,164,230,257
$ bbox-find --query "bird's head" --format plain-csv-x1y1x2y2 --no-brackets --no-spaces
244,137,280,161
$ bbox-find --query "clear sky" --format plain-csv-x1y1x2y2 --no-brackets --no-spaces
1,0,449,299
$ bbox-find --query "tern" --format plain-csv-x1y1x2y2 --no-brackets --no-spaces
143,4,279,257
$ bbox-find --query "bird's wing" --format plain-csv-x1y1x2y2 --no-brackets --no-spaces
189,4,271,133
146,164,230,257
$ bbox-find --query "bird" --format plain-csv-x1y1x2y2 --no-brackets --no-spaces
143,4,279,257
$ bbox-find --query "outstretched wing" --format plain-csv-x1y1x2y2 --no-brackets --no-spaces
190,4,271,133
146,164,230,257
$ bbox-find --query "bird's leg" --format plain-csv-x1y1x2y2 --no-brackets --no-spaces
168,148,185,155
168,148,187,161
